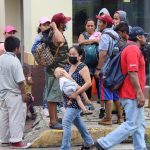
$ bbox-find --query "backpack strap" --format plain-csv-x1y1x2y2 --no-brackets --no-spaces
103,32,121,42
82,32,90,40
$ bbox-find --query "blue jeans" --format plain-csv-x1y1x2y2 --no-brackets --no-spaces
97,99,147,150
60,108,94,150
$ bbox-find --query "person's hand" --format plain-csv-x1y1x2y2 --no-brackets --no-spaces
95,69,101,78
50,22,57,30
21,94,28,103
69,92,78,99
136,91,145,108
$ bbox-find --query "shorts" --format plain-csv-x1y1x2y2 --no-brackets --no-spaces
45,72,62,102
99,76,119,101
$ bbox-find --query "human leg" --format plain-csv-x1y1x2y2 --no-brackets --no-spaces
99,100,105,119
73,112,94,146
0,100,10,143
7,93,26,143
97,99,146,149
60,108,79,150
98,77,113,125
76,96,93,116
113,92,124,124
46,74,62,129
132,107,146,150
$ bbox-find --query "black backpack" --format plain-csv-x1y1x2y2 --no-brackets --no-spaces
101,32,134,91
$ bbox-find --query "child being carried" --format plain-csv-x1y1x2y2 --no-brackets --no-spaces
54,67,93,115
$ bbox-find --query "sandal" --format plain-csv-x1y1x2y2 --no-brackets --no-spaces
81,109,93,116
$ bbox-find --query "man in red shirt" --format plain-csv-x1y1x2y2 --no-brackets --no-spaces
96,26,147,150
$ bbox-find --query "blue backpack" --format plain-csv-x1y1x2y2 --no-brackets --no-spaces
101,32,134,91
80,32,99,68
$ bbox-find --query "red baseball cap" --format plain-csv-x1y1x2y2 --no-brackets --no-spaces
4,25,17,33
96,14,113,25
51,13,71,24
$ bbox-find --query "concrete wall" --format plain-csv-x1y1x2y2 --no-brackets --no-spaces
0,0,5,42
23,0,72,65
5,0,21,39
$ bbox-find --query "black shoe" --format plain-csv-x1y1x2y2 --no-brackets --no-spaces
99,108,105,119
95,142,105,150
97,100,100,104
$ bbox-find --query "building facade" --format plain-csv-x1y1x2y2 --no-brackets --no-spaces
0,0,72,65
0,0,150,64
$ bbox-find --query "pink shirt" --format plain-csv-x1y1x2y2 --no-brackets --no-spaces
89,31,101,40
0,43,5,56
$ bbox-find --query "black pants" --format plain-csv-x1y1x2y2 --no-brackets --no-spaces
86,75,100,99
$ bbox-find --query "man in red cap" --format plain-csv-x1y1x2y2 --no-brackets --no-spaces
95,14,123,126
0,25,17,56
44,13,71,129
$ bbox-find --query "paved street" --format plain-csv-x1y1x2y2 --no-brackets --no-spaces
0,144,134,150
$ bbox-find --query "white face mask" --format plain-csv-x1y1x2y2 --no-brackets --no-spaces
65,22,69,31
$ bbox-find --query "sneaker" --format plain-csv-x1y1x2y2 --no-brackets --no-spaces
11,142,31,149
95,141,105,150
42,108,49,117
99,108,105,119
50,122,63,130
98,117,112,125
0,142,10,147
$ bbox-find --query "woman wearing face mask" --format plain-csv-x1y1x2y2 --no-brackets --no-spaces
60,46,94,150
78,19,100,110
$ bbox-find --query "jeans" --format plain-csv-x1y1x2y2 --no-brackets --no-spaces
97,99,147,150
60,108,94,150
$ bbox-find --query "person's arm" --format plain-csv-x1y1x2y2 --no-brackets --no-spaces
128,71,145,108
78,34,97,45
18,81,28,102
50,22,65,46
95,34,109,78
69,66,92,99
62,70,74,81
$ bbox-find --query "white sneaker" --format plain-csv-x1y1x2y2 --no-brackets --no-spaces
42,108,49,117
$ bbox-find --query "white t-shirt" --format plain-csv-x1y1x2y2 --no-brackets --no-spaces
0,52,25,99
59,77,77,96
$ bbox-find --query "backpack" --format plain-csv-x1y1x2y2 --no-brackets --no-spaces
101,32,134,91
80,32,99,68
33,28,60,66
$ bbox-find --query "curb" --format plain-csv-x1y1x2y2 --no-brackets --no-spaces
31,126,150,148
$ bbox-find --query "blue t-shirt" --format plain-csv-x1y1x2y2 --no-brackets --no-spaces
98,28,119,56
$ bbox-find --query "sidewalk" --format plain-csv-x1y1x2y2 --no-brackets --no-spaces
23,100,150,148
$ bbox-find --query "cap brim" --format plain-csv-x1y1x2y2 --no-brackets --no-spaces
144,32,150,36
96,15,103,20
64,17,71,22
6,29,17,33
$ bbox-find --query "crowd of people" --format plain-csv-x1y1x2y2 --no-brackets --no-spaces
0,7,148,150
